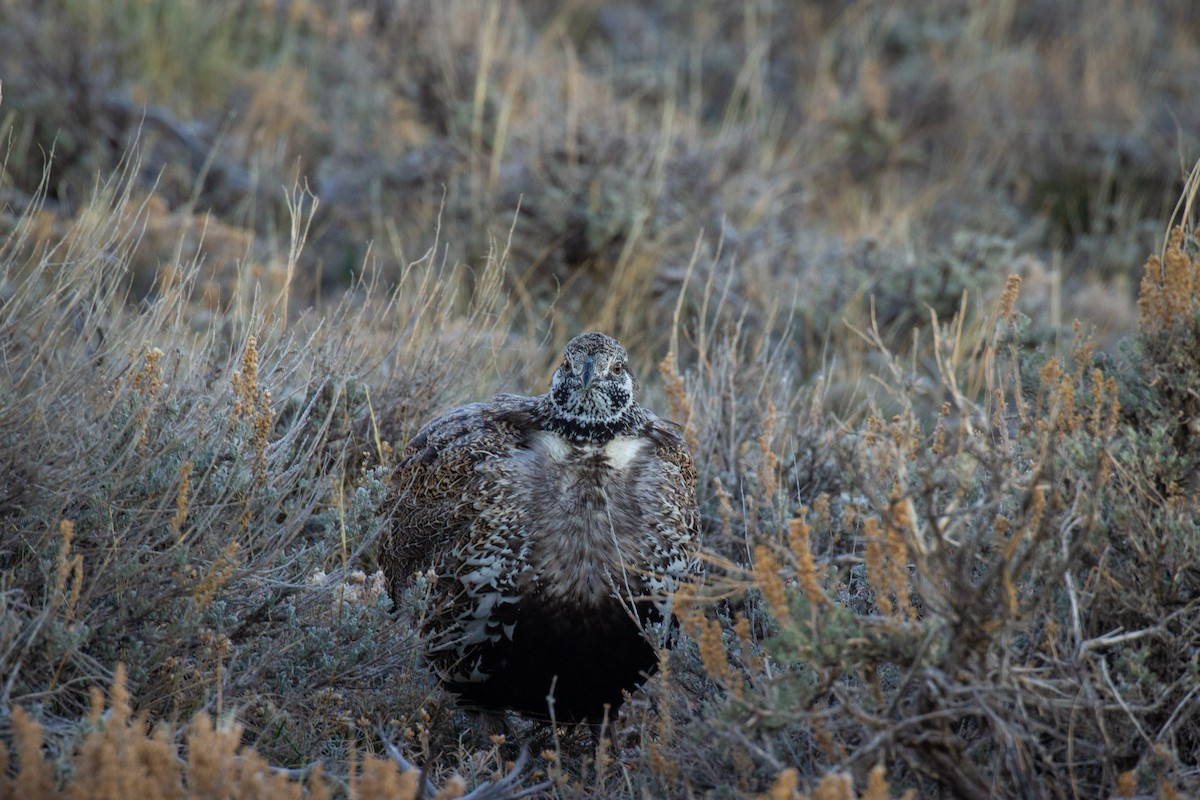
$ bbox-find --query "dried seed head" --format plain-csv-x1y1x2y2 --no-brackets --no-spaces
753,545,789,623
172,461,194,539
863,517,891,616
999,273,1021,323
787,515,824,607
767,767,798,800
697,616,731,685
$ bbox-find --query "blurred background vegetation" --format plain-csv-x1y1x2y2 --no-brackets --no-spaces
2,1,1199,797
3,0,1196,356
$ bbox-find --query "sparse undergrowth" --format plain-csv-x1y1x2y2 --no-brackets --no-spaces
3,2,1200,798
3,163,1199,796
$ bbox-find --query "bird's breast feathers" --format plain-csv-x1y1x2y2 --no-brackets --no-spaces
463,429,682,607
530,429,648,471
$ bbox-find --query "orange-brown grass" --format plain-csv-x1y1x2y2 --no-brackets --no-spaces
0,665,444,800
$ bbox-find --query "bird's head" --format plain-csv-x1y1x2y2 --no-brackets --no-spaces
548,332,637,438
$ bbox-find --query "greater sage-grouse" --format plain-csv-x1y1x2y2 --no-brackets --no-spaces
381,332,699,722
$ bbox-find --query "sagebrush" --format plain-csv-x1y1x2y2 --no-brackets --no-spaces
2,1,1199,798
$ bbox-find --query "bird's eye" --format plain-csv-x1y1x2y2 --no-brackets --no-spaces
611,362,625,375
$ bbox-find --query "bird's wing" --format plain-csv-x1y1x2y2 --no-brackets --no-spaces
638,413,703,582
380,394,538,595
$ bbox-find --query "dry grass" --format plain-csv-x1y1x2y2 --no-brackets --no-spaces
3,1,1200,797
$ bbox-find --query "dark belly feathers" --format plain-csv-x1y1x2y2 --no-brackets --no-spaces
441,595,663,722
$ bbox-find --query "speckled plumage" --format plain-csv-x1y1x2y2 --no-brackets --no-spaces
380,333,699,722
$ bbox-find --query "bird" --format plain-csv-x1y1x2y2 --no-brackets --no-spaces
380,332,700,723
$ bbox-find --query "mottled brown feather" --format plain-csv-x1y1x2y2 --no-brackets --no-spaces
380,334,699,721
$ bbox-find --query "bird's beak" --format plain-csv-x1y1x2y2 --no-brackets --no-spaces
580,356,595,389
